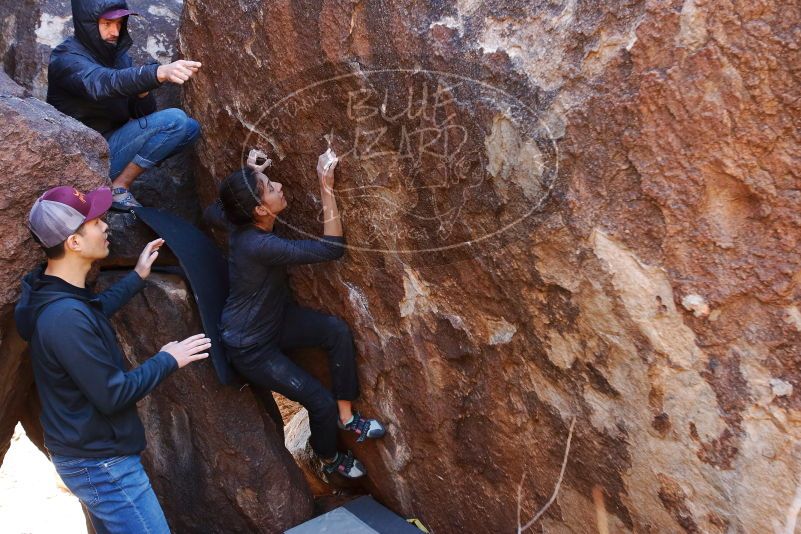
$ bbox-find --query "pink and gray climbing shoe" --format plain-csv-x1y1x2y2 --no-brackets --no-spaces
323,450,366,479
339,411,386,443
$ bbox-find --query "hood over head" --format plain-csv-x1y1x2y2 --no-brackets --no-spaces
71,0,135,65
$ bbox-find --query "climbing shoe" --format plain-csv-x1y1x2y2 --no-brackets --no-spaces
323,450,366,479
111,187,142,209
339,411,386,443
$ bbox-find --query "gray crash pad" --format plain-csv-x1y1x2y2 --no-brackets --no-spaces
285,496,423,534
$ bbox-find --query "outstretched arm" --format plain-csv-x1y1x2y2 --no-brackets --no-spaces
253,233,344,265
97,239,164,317
318,149,343,237
52,53,161,101
52,53,201,101
247,148,346,265
96,270,146,317
46,306,178,415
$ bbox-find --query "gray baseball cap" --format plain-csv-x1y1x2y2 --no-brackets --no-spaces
29,186,112,247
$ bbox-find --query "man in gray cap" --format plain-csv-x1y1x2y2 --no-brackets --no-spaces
47,1,203,208
15,185,212,533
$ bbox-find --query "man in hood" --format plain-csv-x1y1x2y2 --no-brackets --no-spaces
15,185,211,533
47,0,203,209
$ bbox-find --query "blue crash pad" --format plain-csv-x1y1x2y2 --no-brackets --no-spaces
131,206,235,385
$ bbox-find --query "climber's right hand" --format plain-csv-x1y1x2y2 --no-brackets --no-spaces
317,149,338,192
157,60,202,85
161,334,211,368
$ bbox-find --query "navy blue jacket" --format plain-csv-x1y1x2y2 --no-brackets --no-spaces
15,267,177,457
219,224,345,348
47,0,160,135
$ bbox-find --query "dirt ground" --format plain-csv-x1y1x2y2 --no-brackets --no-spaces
0,424,86,534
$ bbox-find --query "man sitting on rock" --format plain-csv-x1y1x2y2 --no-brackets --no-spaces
47,0,202,208
15,185,212,533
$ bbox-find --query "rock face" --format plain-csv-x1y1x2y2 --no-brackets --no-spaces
0,0,200,220
0,71,108,463
0,70,108,306
284,408,330,498
95,272,313,533
0,0,47,100
180,1,801,532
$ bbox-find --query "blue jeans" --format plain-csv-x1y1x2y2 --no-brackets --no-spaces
51,454,169,534
105,108,200,180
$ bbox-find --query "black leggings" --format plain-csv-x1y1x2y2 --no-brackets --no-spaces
225,303,360,459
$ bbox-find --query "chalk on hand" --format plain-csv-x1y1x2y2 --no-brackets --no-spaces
321,148,338,171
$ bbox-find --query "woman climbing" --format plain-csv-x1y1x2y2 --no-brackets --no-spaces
216,148,385,479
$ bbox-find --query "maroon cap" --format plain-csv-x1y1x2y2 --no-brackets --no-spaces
29,186,113,247
99,8,139,20
43,186,112,220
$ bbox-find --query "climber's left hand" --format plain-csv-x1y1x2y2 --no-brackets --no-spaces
247,149,272,174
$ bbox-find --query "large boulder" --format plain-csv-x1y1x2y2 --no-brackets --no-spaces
0,0,44,99
0,70,108,302
0,70,108,463
95,272,313,533
180,1,801,532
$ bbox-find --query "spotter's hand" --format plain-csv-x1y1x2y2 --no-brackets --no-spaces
157,60,202,85
161,334,211,369
134,238,164,279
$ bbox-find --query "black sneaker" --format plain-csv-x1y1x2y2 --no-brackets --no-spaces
339,411,386,443
323,450,366,479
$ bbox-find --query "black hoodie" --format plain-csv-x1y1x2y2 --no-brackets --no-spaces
15,266,177,457
46,0,160,135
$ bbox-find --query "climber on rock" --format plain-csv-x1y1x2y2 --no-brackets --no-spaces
212,148,386,479
15,185,211,533
47,0,202,208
